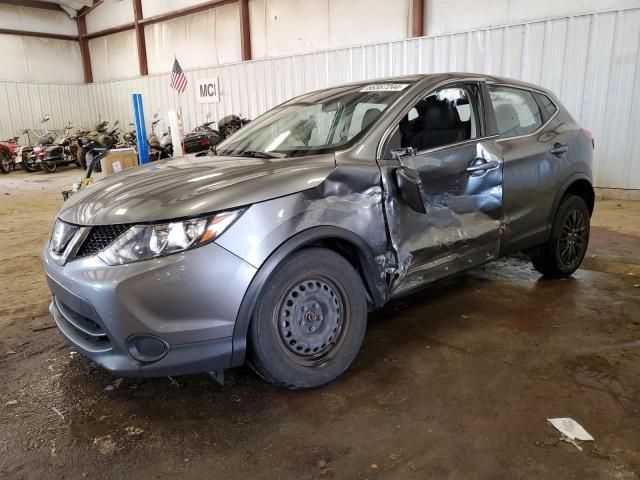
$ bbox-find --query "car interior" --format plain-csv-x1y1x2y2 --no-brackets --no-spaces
398,88,475,151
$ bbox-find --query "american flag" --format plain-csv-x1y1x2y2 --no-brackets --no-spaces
170,58,187,93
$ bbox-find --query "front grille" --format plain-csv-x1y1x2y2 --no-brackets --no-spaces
53,297,112,353
76,224,131,258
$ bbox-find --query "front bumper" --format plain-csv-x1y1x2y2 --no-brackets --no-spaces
42,241,256,378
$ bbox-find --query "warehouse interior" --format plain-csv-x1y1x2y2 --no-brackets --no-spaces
1,0,639,478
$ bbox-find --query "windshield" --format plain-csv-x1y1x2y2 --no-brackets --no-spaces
216,83,410,158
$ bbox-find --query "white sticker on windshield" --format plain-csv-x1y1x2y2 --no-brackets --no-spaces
360,83,409,92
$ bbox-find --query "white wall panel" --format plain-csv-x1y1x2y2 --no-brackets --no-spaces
0,5,77,35
88,30,140,82
86,0,134,33
425,0,640,35
145,3,242,74
249,0,412,59
0,35,83,83
141,0,215,18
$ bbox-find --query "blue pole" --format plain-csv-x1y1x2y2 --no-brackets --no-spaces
131,93,149,164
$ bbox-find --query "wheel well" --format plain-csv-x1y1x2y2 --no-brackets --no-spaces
297,238,380,308
564,179,595,215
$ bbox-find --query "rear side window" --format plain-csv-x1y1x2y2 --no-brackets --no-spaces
532,92,558,123
488,85,542,138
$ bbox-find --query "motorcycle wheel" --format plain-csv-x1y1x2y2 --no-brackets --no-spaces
41,160,58,174
0,152,10,174
21,157,38,173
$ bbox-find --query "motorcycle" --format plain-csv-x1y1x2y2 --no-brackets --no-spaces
41,122,80,174
25,115,56,172
148,114,172,161
218,114,250,139
183,114,225,154
0,136,19,174
78,118,120,172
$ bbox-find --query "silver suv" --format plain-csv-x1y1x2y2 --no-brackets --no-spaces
42,73,594,389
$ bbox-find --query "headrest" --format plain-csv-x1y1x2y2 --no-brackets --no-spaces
425,99,460,130
495,103,520,135
361,108,381,131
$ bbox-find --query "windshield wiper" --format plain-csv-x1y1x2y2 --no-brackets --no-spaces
236,150,283,159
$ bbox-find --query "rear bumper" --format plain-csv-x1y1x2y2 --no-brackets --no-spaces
42,241,256,378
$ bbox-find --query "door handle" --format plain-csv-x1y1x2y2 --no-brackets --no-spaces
550,143,568,156
466,159,500,175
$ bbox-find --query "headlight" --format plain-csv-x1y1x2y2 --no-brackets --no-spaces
98,209,243,265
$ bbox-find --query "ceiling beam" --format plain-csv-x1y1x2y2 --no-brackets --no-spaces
0,27,77,41
138,0,237,27
411,0,424,37
0,0,64,12
82,22,135,40
133,0,148,76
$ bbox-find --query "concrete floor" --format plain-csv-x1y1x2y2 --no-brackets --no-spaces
1,167,639,479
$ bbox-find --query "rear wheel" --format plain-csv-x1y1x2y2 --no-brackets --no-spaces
531,195,590,278
0,152,10,174
248,248,368,389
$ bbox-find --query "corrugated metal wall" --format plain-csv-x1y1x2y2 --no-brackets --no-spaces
1,7,639,189
0,82,92,140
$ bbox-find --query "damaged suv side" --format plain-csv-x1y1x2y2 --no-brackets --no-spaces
42,73,594,389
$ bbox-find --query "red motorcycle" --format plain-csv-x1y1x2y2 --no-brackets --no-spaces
0,137,19,174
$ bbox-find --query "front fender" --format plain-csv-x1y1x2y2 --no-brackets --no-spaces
228,225,386,367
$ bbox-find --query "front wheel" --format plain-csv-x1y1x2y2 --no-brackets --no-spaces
0,152,10,174
41,159,58,173
21,153,38,172
248,248,368,389
531,195,590,278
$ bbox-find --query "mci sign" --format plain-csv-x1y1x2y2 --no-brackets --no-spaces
195,77,220,104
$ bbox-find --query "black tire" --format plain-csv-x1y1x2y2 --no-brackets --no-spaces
41,159,57,174
248,248,368,389
0,152,10,174
531,195,590,278
21,152,38,172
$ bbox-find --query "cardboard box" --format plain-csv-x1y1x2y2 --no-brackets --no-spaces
99,149,139,176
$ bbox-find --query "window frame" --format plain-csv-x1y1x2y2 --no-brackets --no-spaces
379,79,495,160
486,82,560,142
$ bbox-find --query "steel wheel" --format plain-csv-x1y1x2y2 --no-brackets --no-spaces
274,275,349,367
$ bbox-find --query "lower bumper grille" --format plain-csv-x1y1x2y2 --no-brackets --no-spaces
52,296,112,353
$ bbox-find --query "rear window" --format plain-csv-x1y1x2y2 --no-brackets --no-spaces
488,85,543,138
532,92,558,123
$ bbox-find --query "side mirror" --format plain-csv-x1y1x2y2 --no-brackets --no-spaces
395,166,426,214
153,113,159,120
42,115,51,123
114,120,120,126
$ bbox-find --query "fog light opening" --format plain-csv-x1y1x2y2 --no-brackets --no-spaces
126,335,169,364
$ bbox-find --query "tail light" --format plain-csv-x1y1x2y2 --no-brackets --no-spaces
582,129,595,149
200,139,211,146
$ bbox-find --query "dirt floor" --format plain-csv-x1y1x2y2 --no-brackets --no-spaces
1,167,639,479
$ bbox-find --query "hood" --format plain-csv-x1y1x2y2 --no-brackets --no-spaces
58,153,336,225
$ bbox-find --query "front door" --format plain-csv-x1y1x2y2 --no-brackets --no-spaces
378,81,504,297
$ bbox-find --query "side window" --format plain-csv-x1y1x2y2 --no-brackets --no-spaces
488,85,542,138
390,85,479,154
532,92,558,123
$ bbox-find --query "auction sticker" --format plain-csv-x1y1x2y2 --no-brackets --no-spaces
360,83,409,92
